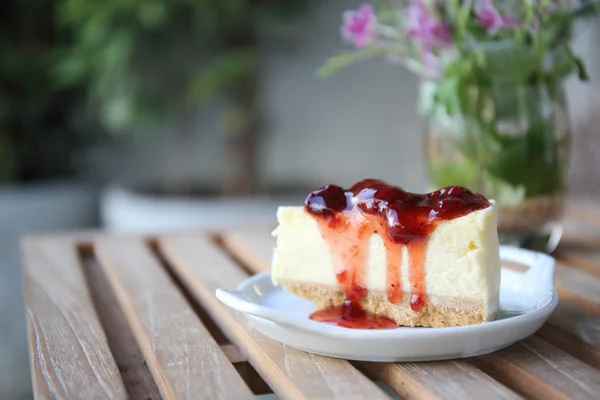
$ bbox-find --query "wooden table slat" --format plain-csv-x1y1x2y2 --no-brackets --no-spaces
556,246,600,279
220,229,521,400
561,228,600,253
22,238,128,400
221,228,275,273
537,302,600,370
473,336,600,400
221,228,274,275
548,302,600,348
564,200,600,225
159,234,390,400
81,254,162,399
554,261,600,316
357,361,523,400
557,202,600,249
95,237,253,400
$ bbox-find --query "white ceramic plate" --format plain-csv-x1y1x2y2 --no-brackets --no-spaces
216,246,558,362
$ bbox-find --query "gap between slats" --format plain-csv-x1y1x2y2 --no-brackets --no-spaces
147,240,231,345
93,237,254,400
158,234,392,400
80,241,271,399
77,245,161,400
220,227,600,400
22,238,128,400
148,241,273,396
472,336,600,400
554,262,600,316
536,302,600,370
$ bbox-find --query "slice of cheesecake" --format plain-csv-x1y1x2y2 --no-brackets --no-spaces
271,179,501,329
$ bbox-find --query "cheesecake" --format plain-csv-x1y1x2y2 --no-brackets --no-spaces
271,179,501,329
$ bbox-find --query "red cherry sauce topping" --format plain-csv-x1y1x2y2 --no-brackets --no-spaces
306,179,491,329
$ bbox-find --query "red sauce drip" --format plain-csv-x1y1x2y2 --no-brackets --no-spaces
310,302,398,329
305,179,490,329
384,241,403,304
408,239,427,312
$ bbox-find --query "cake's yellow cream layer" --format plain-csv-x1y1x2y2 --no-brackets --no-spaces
271,204,501,319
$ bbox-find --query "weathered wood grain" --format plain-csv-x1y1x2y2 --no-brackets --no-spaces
218,229,520,400
21,237,127,400
554,261,600,316
221,227,274,273
564,199,600,225
538,302,600,370
562,219,600,247
549,302,600,349
357,361,523,400
561,201,600,248
555,245,600,279
159,234,390,400
557,199,600,273
473,336,600,400
80,253,161,399
95,237,252,400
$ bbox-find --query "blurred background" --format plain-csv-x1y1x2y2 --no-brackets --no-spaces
1,1,599,398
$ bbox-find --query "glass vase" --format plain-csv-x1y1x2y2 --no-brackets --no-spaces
422,79,571,253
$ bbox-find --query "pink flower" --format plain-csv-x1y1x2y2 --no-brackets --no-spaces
405,0,453,53
422,53,442,79
404,0,451,78
341,3,377,49
475,0,521,34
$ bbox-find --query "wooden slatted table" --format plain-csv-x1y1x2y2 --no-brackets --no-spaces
21,199,600,400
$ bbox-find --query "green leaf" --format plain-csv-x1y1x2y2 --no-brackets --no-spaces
568,2,600,20
316,48,384,78
473,40,540,84
429,160,478,189
563,45,589,81
432,75,461,115
481,121,566,196
573,56,590,81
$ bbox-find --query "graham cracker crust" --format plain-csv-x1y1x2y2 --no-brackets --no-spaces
279,280,493,328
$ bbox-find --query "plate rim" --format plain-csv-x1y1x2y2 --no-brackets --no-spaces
234,271,558,339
